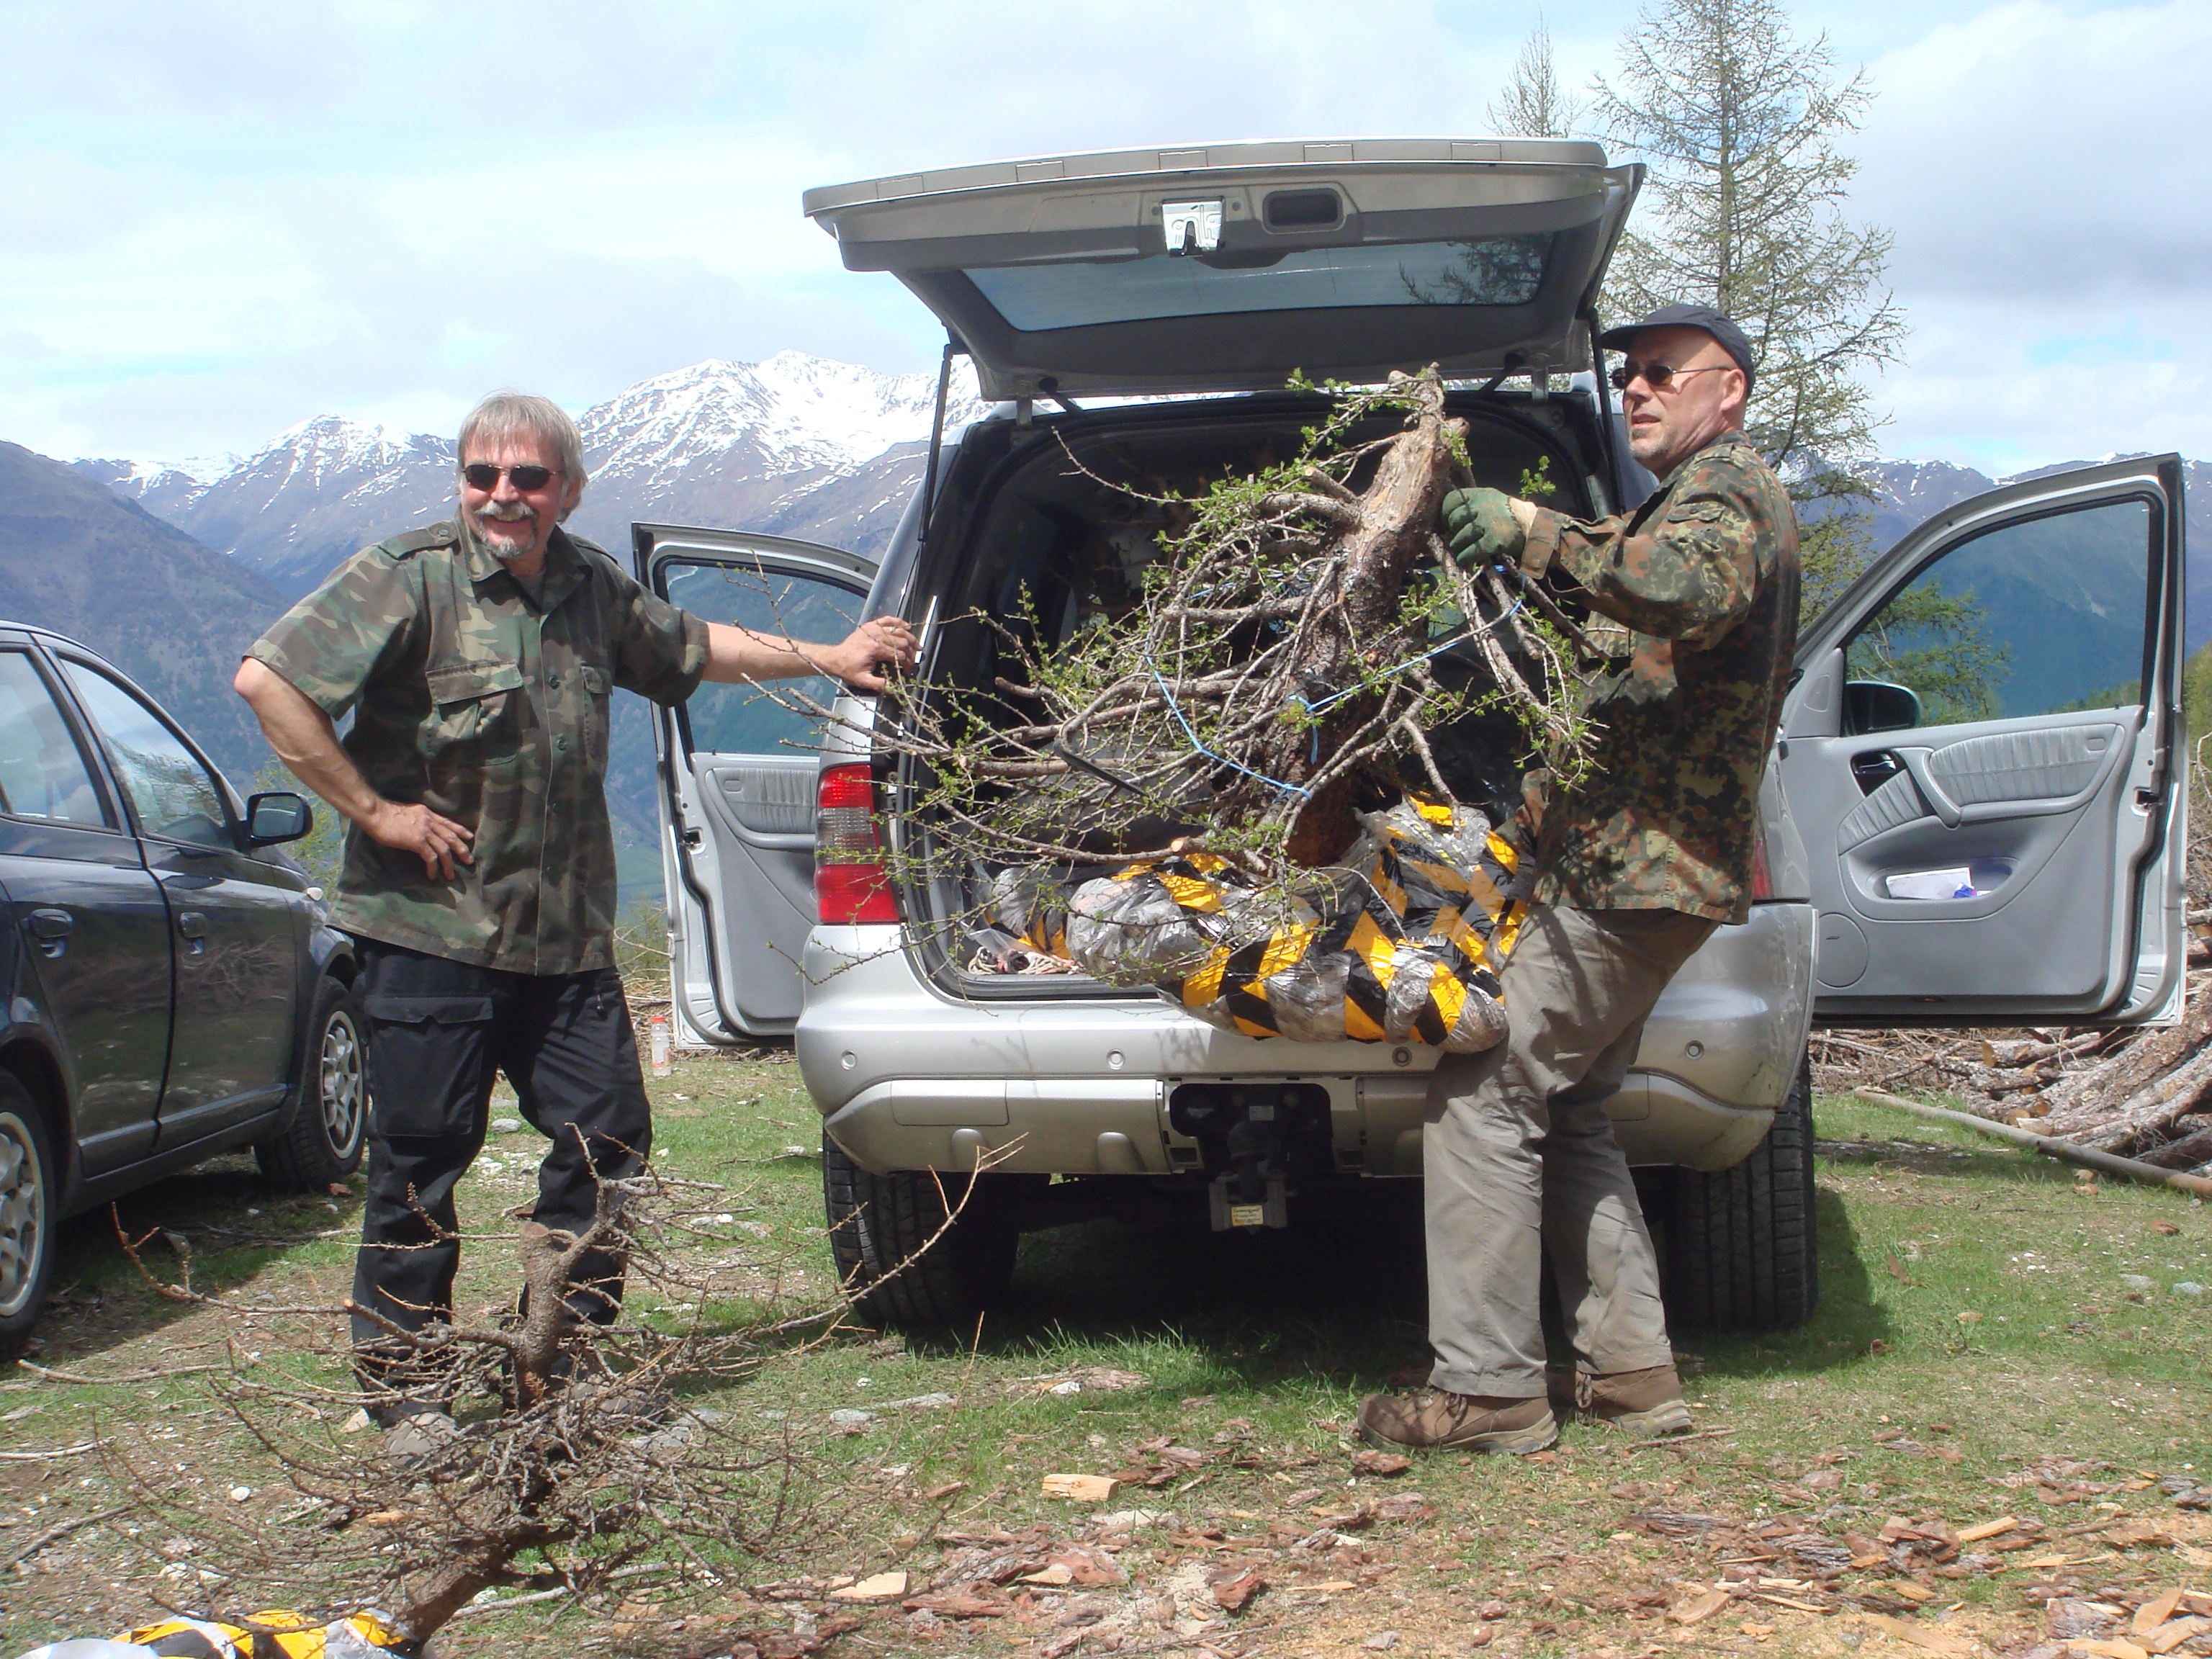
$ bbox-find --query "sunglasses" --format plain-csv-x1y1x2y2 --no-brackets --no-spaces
1609,362,1732,392
462,462,558,491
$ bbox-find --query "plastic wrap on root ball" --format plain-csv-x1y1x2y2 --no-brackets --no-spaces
81,1611,423,1659
1061,805,1522,1053
10,1617,418,1659
989,866,1073,956
1064,865,1284,985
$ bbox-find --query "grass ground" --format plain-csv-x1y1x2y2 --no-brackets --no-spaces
1,1059,2207,1659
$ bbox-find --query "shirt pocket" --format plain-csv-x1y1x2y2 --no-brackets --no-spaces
425,660,526,765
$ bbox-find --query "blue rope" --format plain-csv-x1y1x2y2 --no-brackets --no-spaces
1148,657,1312,801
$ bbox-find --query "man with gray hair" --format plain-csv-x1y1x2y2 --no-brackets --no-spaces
235,390,916,1448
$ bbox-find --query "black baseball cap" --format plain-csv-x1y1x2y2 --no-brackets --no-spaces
1598,303,1756,397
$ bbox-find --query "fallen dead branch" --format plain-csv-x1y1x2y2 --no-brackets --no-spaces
0,1439,98,1460
1853,1087,2212,1198
0,1502,131,1571
18,1360,223,1386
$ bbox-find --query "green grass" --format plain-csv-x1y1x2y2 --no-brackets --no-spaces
5,1068,2208,1658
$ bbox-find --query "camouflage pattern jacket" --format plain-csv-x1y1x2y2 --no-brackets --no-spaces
250,521,708,974
1519,430,1800,924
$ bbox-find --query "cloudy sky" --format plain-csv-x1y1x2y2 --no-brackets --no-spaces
0,0,2202,476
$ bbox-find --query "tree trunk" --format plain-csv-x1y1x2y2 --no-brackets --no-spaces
1258,372,1467,863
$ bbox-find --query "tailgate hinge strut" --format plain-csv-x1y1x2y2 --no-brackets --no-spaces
918,335,964,551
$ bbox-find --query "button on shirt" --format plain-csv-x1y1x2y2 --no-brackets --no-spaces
249,520,709,974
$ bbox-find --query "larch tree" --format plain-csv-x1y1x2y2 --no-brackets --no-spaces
1488,17,1587,140
1587,0,1909,613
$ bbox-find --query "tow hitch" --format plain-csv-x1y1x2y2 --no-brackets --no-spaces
1167,1082,1333,1230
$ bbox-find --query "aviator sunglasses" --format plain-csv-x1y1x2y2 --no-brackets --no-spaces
462,462,559,490
1609,361,1732,392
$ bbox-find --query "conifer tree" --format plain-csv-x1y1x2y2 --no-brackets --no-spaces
1586,0,1908,610
1488,17,1586,140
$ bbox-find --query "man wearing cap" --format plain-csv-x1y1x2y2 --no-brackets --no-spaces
235,390,917,1450
1359,304,1799,1454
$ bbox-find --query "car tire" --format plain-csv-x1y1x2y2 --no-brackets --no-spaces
821,1133,1020,1328
1662,1051,1819,1332
256,976,369,1190
0,1077,58,1364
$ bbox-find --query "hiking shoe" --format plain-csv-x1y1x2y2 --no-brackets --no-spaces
1575,1364,1692,1436
1356,1389,1557,1455
382,1409,462,1469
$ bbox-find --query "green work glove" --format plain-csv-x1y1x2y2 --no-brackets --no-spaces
1439,486,1527,567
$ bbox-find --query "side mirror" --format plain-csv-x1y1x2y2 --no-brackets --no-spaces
1842,680,1923,736
245,791,314,846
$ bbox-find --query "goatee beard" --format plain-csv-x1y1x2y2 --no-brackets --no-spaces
475,511,539,563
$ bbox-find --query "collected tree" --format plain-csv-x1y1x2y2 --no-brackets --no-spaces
857,369,1592,898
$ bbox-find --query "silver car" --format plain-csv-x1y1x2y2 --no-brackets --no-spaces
642,139,2188,1334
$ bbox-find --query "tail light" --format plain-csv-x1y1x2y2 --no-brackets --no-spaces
815,763,900,925
1749,814,1774,903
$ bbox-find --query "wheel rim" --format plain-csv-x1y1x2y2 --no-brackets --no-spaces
320,1010,366,1156
0,1114,45,1319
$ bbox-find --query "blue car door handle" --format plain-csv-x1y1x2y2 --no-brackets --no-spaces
176,912,209,940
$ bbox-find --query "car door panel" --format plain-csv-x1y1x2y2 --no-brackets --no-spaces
1781,457,2184,1023
58,656,305,1141
0,824,172,1175
0,647,170,1177
143,849,303,1143
634,526,877,1040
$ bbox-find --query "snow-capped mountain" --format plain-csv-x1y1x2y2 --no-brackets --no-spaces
585,351,984,485
82,416,458,595
563,353,986,557
79,353,986,598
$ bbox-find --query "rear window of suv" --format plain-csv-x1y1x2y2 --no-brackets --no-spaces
966,233,1552,331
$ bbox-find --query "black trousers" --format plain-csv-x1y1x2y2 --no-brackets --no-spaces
348,938,652,1373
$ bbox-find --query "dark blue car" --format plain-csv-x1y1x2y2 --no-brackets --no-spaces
0,621,365,1359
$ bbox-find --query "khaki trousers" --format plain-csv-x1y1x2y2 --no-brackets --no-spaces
1422,904,1717,1398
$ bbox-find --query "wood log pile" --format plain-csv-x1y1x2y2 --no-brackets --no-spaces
1810,906,2212,1174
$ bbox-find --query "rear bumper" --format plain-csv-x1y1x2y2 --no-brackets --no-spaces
797,900,1813,1179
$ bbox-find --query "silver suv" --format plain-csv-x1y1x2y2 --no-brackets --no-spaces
642,139,2189,1334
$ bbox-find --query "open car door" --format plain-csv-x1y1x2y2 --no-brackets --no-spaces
1778,456,2187,1026
635,526,876,1041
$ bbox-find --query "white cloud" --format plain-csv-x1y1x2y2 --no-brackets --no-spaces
0,0,2200,470
1859,0,2212,300
1848,0,2211,466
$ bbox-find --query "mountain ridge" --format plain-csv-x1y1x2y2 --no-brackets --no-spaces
81,353,986,597
0,441,291,778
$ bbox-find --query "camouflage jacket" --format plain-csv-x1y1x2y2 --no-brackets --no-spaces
1519,430,1799,924
250,521,709,974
